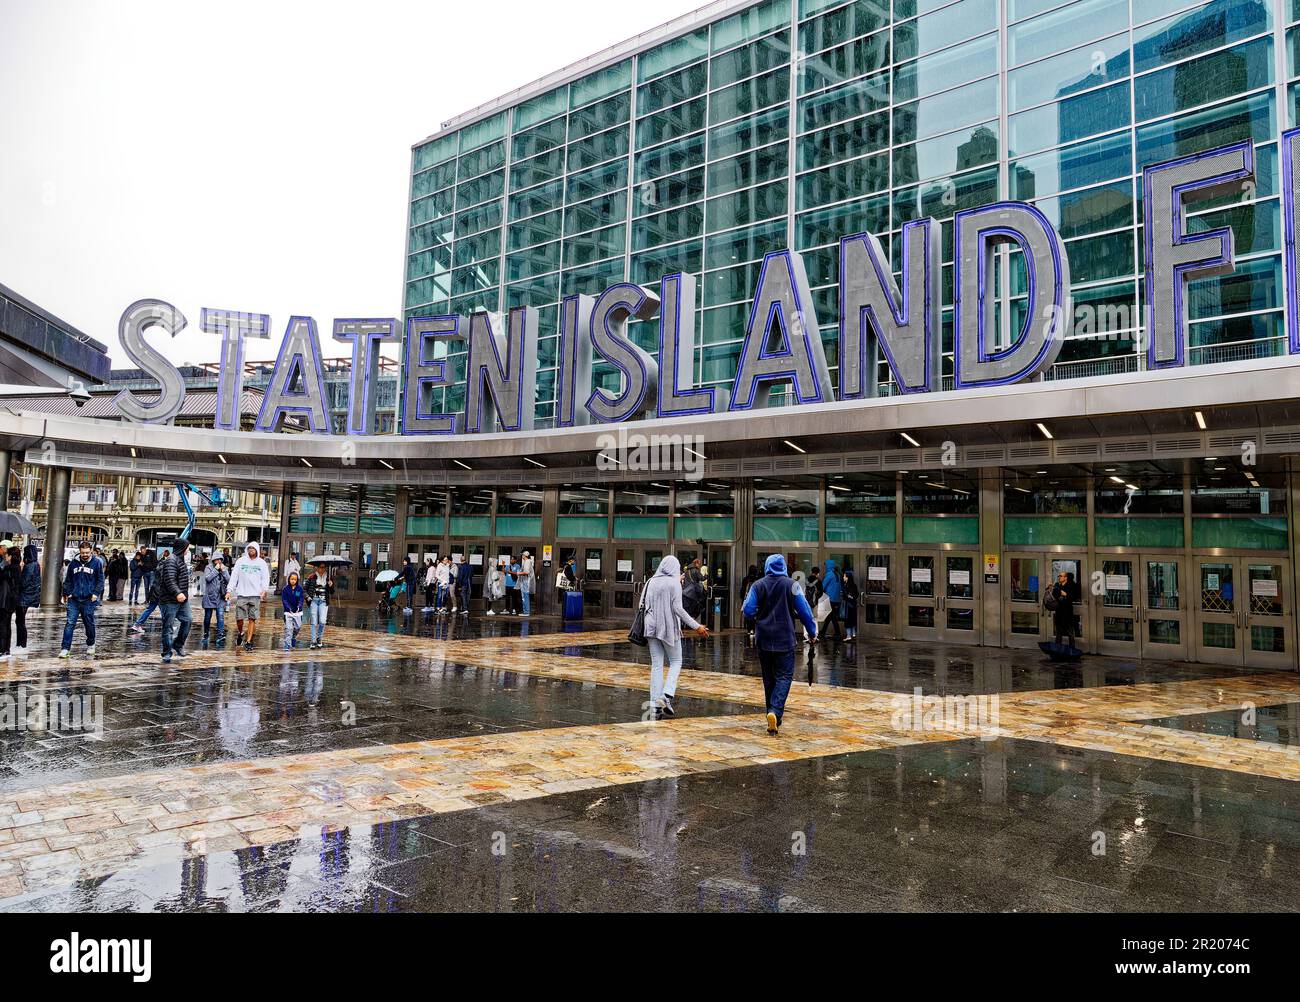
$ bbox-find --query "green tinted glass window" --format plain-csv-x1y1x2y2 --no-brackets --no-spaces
711,30,791,90
706,180,787,233
570,60,631,110
801,109,890,171
637,96,707,148
639,28,709,82
710,67,790,125
801,0,889,56
707,142,788,197
633,166,706,215
634,204,704,249
566,190,628,236
713,0,789,53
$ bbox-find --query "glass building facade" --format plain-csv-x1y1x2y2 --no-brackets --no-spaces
406,0,1295,423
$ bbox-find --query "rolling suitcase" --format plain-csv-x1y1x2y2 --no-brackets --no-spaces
563,589,584,621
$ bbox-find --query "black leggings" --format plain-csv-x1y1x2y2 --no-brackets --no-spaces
0,607,22,654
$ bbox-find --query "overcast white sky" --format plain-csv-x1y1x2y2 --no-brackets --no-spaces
0,0,703,368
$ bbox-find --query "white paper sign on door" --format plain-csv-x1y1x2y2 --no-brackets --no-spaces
469,554,483,566
1253,578,1279,597
949,570,971,586
868,566,888,582
586,557,601,571
1105,574,1131,592
911,568,932,584
617,559,633,573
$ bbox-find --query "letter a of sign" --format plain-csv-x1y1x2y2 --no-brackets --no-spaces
729,249,834,411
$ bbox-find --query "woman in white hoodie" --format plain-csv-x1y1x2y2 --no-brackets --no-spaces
641,555,709,719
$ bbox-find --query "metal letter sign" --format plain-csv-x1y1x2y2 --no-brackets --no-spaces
254,316,331,433
587,283,660,423
334,319,399,436
1143,141,1253,369
954,202,1071,389
839,218,942,398
204,308,270,432
112,138,1284,438
465,307,538,434
730,249,834,411
114,299,189,424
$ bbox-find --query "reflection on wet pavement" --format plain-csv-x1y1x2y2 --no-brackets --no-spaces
1,601,1299,911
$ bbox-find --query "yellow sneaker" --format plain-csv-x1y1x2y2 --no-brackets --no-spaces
766,711,778,736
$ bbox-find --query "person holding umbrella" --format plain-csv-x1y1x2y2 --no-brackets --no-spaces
304,556,345,649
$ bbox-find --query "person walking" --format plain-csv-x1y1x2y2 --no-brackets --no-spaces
226,541,271,653
142,546,158,599
305,564,334,648
1050,570,1082,647
681,558,706,620
59,541,104,658
0,546,18,660
14,544,40,655
283,551,301,588
842,567,860,643
157,539,193,664
201,554,229,648
821,558,844,643
129,547,146,604
642,555,709,720
422,557,437,612
456,555,472,616
519,551,534,617
504,558,520,614
436,556,453,614
741,554,817,737
106,549,125,601
554,563,570,615
487,561,505,615
402,556,417,615
281,570,305,650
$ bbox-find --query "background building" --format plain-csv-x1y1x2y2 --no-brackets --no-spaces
404,0,1284,417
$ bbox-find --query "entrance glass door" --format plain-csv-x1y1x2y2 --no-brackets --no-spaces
861,552,892,638
1003,553,1086,649
611,545,665,619
1195,557,1293,668
903,550,980,642
1144,557,1188,660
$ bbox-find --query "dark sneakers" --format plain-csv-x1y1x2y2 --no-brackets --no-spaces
661,695,676,718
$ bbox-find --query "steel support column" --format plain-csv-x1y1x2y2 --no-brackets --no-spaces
41,466,71,606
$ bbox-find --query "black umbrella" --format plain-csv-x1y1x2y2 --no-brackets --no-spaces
0,511,37,536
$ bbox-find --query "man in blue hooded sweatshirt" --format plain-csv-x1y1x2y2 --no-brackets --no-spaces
742,554,817,736
821,558,844,643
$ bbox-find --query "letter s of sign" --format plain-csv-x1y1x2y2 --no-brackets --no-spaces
113,300,188,423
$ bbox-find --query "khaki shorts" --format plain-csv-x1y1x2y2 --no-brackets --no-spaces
234,596,261,621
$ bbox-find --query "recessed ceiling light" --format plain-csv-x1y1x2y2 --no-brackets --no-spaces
1036,423,1053,440
130,447,137,458
1194,411,1207,430
379,459,394,470
453,460,471,470
1110,476,1125,484
783,439,806,454
901,432,921,447
524,457,546,468
301,458,312,468
217,454,227,464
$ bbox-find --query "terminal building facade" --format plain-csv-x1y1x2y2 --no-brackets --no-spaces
7,0,1300,669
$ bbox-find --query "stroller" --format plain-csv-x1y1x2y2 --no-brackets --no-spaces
376,572,404,616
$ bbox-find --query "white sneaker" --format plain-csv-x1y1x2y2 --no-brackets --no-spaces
486,610,496,616
86,646,95,656
58,650,70,659
12,646,25,655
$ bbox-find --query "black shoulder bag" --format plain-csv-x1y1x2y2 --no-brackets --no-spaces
627,579,649,647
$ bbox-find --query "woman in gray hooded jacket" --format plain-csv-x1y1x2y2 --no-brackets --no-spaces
641,555,709,719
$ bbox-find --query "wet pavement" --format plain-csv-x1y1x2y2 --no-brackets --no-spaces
1,600,1298,912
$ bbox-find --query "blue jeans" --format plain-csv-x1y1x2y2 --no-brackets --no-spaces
310,597,328,644
134,599,158,628
160,600,192,657
521,589,531,615
758,648,795,724
61,597,97,651
646,636,682,708
436,584,449,608
129,576,143,602
202,603,225,640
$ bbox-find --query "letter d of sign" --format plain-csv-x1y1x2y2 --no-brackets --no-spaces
729,249,834,410
464,306,538,434
953,202,1071,388
586,283,661,423
113,300,188,424
1143,141,1253,368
